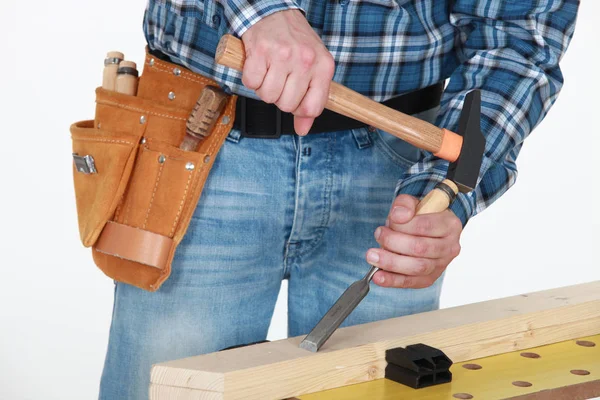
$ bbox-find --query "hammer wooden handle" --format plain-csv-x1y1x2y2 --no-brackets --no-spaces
215,34,463,162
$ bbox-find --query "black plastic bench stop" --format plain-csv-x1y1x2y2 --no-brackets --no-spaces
385,343,453,389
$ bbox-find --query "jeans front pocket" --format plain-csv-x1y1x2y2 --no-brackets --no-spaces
371,127,422,169
370,106,440,169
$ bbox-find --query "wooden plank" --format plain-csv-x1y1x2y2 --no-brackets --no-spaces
150,281,600,400
149,384,301,400
149,384,221,400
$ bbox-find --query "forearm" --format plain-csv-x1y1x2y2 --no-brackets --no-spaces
397,0,580,225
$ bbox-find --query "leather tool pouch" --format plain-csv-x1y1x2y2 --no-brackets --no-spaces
70,51,237,291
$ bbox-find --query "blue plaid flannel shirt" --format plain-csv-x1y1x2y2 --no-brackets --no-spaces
144,0,579,225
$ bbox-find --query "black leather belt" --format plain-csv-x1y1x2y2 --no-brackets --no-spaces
147,47,443,139
235,83,443,138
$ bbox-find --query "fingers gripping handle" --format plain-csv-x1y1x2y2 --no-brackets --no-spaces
416,179,459,215
369,179,458,281
215,35,463,162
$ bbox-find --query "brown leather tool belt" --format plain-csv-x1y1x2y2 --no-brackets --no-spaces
70,46,442,292
70,48,237,291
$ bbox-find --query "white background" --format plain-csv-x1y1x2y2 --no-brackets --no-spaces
1,1,598,399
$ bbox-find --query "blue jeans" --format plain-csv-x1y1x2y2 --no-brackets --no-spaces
98,109,444,399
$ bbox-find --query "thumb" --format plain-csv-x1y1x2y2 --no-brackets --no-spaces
294,116,314,136
390,194,418,224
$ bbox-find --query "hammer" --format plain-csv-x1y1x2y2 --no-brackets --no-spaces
215,35,486,352
216,35,467,163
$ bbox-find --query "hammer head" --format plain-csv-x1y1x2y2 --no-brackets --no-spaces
446,90,485,193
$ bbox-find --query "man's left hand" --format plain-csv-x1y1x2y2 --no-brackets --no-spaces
366,194,463,288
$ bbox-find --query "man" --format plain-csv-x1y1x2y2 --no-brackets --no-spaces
99,0,579,398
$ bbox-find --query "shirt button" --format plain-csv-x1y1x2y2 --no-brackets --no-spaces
212,14,221,26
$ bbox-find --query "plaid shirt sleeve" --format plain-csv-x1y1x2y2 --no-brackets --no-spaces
223,0,305,37
395,0,580,226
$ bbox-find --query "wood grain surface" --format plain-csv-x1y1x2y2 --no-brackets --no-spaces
150,281,600,400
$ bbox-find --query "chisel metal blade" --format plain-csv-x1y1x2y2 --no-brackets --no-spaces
299,266,378,352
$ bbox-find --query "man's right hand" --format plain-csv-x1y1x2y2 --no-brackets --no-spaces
240,10,335,136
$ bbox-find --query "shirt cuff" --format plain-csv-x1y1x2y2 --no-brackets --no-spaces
225,0,305,37
395,172,474,227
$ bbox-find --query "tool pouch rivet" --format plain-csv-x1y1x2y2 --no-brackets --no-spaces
72,153,97,174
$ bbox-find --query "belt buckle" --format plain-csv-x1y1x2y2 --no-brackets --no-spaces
239,97,283,139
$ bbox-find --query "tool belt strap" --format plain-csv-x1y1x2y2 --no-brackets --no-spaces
95,222,173,270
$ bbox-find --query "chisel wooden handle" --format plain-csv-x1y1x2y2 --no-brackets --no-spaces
215,34,463,162
415,179,459,215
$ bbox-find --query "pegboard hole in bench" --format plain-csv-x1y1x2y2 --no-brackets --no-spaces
576,340,596,347
512,381,533,387
520,352,541,359
570,369,590,376
453,393,474,399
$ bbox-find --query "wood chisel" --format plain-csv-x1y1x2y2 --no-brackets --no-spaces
102,51,124,91
300,90,485,352
299,180,461,352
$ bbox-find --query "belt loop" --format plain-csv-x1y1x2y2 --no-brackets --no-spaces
351,127,373,149
275,107,282,137
227,127,242,143
239,96,247,136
